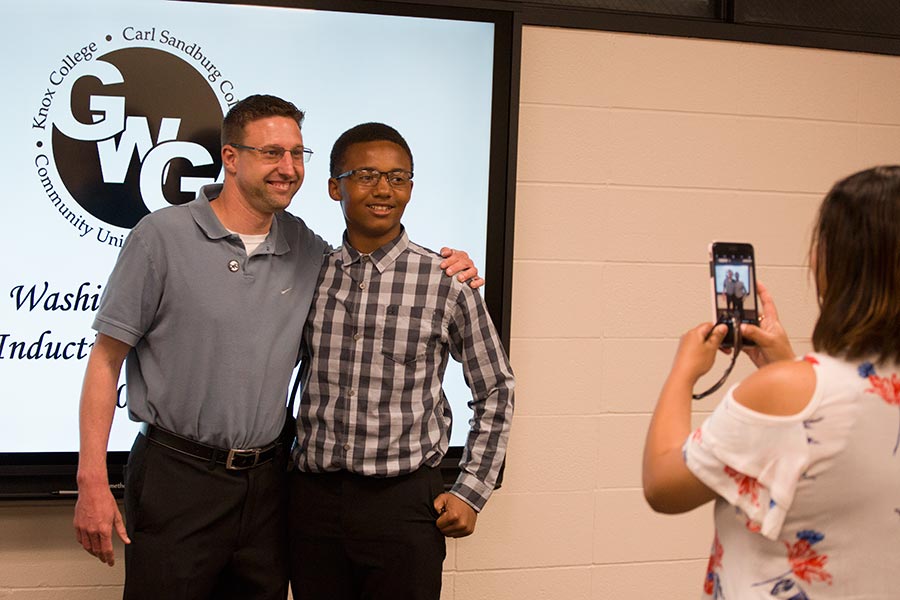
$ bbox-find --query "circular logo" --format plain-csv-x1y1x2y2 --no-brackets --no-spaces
50,47,223,229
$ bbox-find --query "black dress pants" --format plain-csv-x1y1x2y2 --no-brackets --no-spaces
734,296,745,322
123,433,289,600
288,467,446,600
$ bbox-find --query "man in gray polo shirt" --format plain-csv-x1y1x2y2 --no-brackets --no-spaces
723,269,735,313
72,95,478,600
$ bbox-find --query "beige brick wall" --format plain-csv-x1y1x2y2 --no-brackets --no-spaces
442,27,900,600
4,25,900,600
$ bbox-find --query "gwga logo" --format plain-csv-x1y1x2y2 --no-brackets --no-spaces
34,41,228,244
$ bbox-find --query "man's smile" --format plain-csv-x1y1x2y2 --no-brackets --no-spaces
267,179,296,192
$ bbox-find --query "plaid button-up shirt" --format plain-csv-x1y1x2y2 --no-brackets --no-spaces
295,229,514,510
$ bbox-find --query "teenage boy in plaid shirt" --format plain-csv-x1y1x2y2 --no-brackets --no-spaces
289,123,514,600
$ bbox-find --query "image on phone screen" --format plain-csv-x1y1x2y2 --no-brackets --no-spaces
710,242,759,347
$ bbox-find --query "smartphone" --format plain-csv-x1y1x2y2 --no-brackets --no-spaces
709,241,759,347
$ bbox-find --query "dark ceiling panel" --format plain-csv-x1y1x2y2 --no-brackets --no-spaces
735,0,900,38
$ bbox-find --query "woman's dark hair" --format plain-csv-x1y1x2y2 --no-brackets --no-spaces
812,165,900,363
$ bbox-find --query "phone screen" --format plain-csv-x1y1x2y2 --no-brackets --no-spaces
710,242,759,347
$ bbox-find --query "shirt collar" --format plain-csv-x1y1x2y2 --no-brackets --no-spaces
189,183,290,256
339,228,409,274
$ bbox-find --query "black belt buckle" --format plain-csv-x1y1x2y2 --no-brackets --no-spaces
225,447,262,470
142,423,277,470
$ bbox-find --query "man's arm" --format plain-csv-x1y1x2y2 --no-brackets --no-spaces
73,333,132,566
435,286,514,537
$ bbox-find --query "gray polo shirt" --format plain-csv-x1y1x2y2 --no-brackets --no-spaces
723,277,735,295
94,184,328,449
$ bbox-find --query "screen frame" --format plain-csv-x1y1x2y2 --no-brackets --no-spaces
0,0,519,499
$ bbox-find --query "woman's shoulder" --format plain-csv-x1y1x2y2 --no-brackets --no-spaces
732,357,817,417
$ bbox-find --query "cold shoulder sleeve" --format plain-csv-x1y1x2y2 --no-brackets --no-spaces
683,380,820,540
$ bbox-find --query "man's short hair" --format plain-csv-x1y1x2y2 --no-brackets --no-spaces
221,94,305,147
330,122,414,177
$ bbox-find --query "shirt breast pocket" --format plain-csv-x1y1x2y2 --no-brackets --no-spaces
379,304,440,365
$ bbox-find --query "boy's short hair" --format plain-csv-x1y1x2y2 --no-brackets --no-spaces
330,122,413,177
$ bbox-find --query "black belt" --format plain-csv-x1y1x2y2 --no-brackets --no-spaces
142,424,280,470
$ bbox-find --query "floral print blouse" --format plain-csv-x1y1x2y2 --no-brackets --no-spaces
684,353,900,599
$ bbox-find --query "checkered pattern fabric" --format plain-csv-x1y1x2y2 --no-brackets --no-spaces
295,229,514,511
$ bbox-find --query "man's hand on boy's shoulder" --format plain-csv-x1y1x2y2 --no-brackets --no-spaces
440,248,484,289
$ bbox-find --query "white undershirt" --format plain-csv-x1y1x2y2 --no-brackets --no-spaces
230,231,268,256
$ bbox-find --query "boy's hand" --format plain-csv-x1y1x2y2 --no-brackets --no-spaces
433,492,477,538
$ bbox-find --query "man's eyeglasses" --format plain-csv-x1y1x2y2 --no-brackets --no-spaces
335,169,413,189
229,143,313,164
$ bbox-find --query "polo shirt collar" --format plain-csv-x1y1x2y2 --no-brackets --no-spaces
189,183,290,256
339,228,409,274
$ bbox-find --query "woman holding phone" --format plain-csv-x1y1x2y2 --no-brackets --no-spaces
643,165,900,599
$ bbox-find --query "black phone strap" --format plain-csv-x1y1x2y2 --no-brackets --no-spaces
693,314,743,400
